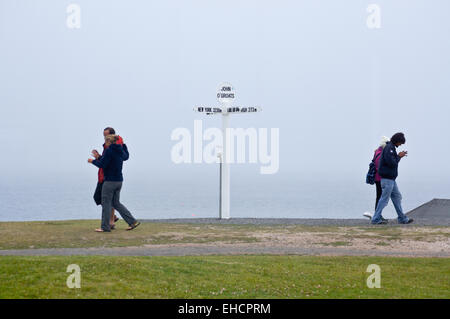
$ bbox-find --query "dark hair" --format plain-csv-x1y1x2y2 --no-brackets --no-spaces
391,132,406,145
104,127,115,134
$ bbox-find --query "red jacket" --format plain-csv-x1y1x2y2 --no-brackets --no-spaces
98,135,124,183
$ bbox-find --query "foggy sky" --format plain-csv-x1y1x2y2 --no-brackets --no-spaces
1,0,449,189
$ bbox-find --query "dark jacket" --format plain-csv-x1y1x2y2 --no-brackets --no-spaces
92,144,129,182
98,135,124,183
378,142,401,180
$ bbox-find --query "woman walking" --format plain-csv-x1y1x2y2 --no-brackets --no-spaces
364,136,389,220
92,127,124,229
88,134,140,232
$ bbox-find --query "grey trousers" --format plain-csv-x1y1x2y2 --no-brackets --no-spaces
101,181,136,231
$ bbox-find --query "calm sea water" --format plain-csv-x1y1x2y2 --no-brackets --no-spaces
0,174,448,222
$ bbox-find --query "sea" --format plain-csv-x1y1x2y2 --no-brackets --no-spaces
0,173,448,222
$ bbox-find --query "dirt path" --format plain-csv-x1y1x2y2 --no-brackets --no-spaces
0,243,448,257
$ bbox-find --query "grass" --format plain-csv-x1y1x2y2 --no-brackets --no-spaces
1,221,448,299
0,220,263,249
0,255,448,299
1,220,447,250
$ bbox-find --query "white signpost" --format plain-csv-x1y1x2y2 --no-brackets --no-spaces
194,83,261,219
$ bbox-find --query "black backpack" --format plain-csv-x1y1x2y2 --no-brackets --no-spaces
366,152,381,185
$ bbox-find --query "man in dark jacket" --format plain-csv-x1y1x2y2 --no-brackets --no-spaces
371,132,414,225
88,134,140,232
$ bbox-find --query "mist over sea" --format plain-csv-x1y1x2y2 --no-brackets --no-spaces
1,2,450,223
1,171,448,222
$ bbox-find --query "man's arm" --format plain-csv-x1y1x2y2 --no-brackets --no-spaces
92,149,112,168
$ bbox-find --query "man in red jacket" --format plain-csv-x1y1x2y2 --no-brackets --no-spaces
92,127,125,229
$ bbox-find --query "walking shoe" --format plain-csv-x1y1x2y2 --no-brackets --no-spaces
400,218,414,224
95,228,111,232
371,220,388,225
126,221,141,231
363,212,373,219
364,212,388,222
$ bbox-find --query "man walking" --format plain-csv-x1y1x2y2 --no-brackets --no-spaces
371,132,414,225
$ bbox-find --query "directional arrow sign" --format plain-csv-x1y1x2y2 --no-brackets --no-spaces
193,106,261,114
225,106,261,113
193,107,223,115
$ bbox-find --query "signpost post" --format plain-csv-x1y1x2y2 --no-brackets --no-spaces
194,83,261,219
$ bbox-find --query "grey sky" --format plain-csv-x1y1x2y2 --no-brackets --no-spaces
0,0,449,187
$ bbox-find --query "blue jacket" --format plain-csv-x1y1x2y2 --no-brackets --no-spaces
92,144,129,182
378,142,401,180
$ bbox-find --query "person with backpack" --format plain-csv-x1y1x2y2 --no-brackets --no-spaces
364,136,390,221
371,132,414,225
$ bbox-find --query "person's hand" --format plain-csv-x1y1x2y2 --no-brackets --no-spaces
91,150,100,159
399,151,408,158
88,158,94,164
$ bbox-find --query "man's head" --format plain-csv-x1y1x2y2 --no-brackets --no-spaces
103,127,115,137
391,132,406,147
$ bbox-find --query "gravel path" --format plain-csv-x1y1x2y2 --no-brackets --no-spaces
0,243,448,258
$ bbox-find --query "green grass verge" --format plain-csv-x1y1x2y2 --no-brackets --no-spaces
0,255,448,298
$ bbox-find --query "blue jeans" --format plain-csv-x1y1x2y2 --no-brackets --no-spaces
372,178,409,224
